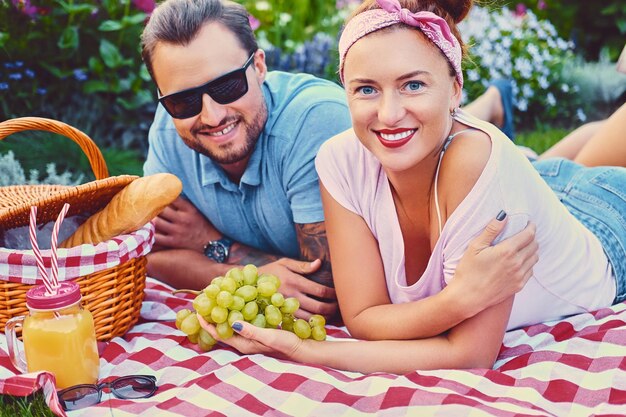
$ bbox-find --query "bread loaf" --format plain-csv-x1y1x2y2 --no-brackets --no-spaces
60,173,182,248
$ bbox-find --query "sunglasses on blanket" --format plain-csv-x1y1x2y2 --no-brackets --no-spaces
158,52,256,119
57,375,158,411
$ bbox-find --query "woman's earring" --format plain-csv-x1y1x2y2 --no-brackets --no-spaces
450,107,457,117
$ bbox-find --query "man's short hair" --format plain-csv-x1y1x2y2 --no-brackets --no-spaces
141,0,258,83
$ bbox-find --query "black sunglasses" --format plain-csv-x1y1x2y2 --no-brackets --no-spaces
57,375,158,411
158,52,255,119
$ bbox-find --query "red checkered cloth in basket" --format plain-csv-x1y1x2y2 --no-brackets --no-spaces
1,278,625,416
0,222,154,283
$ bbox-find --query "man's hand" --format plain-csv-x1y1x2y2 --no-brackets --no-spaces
451,215,539,317
152,197,220,252
258,258,337,321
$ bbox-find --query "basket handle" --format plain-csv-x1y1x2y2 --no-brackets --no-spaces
0,117,109,179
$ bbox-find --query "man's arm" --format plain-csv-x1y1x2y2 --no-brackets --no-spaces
295,222,332,288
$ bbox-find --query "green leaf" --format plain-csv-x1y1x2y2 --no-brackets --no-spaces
99,20,124,32
83,80,110,93
0,32,8,48
58,26,79,50
100,39,123,68
88,57,104,74
122,13,148,26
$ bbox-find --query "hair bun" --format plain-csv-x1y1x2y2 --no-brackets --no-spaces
436,0,473,23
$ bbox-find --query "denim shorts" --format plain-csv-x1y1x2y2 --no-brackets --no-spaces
532,158,626,303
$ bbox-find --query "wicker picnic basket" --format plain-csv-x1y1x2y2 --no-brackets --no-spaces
0,117,149,341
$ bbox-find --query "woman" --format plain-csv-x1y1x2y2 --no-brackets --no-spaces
199,0,625,374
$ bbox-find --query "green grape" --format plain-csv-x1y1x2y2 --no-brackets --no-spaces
257,273,281,289
220,276,237,294
211,276,224,287
198,328,217,347
242,301,259,321
216,321,234,339
256,295,271,311
280,297,300,314
281,314,295,332
235,285,257,302
188,332,199,344
250,313,267,328
270,292,284,307
198,338,214,352
293,319,311,339
226,267,245,287
228,310,244,326
175,309,192,329
265,305,282,327
311,325,327,341
180,313,201,336
257,281,277,297
242,264,258,285
211,306,229,324
193,294,215,316
203,283,221,299
308,314,326,328
230,295,245,311
216,290,234,308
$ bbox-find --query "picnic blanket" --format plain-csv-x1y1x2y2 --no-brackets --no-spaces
1,277,625,416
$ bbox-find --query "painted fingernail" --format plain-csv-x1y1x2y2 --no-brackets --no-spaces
232,322,243,332
496,210,507,221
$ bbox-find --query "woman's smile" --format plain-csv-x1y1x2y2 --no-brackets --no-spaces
375,128,416,148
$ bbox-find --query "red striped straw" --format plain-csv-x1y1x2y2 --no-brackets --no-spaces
50,203,70,291
29,206,53,295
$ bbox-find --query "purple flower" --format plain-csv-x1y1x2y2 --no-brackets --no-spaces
0,83,8,91
515,3,527,17
73,69,88,82
537,0,547,10
8,73,22,80
11,0,39,19
248,14,260,31
132,0,155,14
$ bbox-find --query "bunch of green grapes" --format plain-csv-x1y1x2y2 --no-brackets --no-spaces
175,264,327,351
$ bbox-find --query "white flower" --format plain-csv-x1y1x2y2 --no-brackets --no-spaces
576,108,587,122
546,93,556,106
516,98,528,111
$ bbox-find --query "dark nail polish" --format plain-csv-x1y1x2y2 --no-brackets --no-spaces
496,210,507,221
232,322,243,332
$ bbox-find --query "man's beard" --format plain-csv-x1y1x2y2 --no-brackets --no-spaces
186,103,268,165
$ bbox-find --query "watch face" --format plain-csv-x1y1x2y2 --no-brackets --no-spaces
205,240,228,263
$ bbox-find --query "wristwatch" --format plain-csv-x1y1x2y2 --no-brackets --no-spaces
203,236,233,263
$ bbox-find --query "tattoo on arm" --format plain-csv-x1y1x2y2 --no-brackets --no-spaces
296,222,333,287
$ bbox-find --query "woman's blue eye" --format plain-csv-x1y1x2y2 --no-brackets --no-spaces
358,86,375,95
406,81,423,91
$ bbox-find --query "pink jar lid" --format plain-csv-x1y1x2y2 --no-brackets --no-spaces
26,282,82,311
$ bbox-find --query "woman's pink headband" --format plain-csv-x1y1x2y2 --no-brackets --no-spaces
338,0,463,87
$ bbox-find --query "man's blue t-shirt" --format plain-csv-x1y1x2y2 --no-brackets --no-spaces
143,71,351,258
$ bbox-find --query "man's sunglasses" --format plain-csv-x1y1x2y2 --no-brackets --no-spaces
57,375,158,411
158,52,255,119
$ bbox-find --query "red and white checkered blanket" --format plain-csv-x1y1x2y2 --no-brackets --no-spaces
1,278,625,416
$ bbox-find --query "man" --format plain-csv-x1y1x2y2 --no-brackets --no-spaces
140,0,351,319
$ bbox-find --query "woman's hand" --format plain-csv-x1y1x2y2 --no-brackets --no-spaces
197,314,305,360
451,213,539,317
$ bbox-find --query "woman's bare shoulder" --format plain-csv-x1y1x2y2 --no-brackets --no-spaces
438,128,492,212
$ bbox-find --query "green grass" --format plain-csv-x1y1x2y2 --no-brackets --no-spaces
0,391,56,417
515,126,572,156
0,132,144,182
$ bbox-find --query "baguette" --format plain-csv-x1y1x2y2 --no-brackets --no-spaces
60,173,182,248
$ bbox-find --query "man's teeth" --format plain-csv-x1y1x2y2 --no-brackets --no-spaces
208,123,236,136
380,130,415,141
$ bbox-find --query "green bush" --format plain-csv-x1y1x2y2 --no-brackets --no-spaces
516,0,626,61
0,0,156,152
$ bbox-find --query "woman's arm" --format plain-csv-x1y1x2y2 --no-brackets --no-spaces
199,295,513,374
321,184,535,340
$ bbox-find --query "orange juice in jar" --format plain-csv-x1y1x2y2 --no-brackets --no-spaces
6,282,99,389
